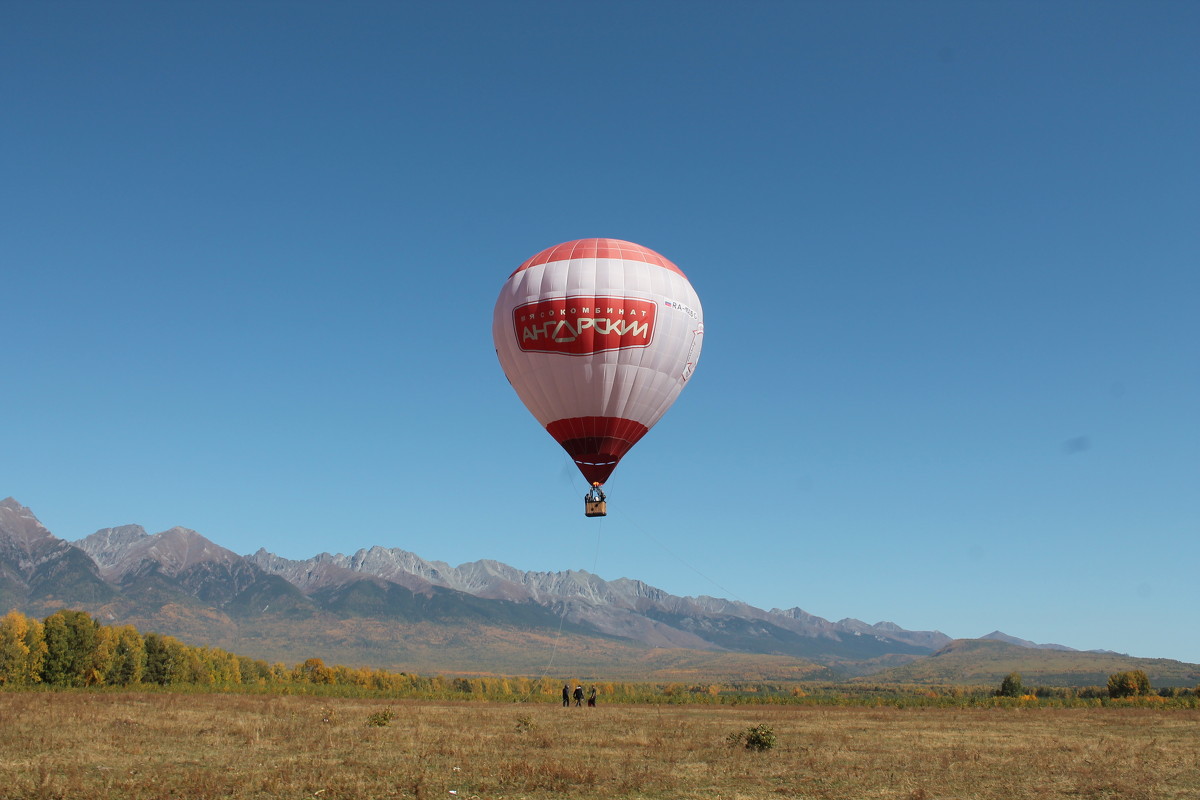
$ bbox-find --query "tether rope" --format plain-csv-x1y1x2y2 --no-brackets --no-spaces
521,457,743,701
518,459,603,703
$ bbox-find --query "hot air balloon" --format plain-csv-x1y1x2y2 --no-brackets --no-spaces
493,238,704,516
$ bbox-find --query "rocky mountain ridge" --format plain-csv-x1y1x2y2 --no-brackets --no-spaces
1,496,1166,682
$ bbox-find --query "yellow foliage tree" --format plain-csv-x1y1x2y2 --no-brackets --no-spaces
0,610,46,685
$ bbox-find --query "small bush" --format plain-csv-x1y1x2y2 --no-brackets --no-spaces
727,723,776,751
366,707,396,727
515,714,535,732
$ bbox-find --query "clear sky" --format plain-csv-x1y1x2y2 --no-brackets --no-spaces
3,1,1197,664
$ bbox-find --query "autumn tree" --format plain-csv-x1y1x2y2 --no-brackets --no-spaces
104,625,146,685
296,657,333,684
40,609,100,686
238,656,272,685
203,647,242,685
1107,670,1151,698
0,610,47,685
179,647,210,685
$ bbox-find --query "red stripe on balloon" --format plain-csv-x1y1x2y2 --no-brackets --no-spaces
511,238,686,278
545,416,651,486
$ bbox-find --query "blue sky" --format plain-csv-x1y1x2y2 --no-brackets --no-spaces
3,1,1197,664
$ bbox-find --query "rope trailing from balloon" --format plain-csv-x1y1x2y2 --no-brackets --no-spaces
517,460,605,703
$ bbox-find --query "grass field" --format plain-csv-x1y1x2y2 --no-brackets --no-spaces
1,692,1197,799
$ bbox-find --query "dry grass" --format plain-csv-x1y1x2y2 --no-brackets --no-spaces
1,692,1197,799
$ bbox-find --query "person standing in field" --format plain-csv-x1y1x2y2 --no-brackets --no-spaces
573,685,584,707
587,686,597,707
562,684,570,707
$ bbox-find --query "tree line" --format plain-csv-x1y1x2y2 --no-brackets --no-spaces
0,609,480,692
3,609,1196,705
995,670,1190,700
0,609,620,698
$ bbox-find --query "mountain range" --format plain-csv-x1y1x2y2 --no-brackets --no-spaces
2,497,1196,686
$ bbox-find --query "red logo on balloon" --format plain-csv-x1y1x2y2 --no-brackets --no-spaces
514,296,657,355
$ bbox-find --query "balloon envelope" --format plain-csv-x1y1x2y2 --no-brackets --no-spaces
493,238,703,485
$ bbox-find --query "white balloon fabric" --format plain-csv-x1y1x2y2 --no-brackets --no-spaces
493,238,704,486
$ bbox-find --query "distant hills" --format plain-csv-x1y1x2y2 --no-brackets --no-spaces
3,497,1197,686
872,638,1198,689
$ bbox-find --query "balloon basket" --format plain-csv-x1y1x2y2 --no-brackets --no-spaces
584,499,607,517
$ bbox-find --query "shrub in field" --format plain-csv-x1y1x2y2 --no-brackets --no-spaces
366,707,396,727
727,723,776,751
